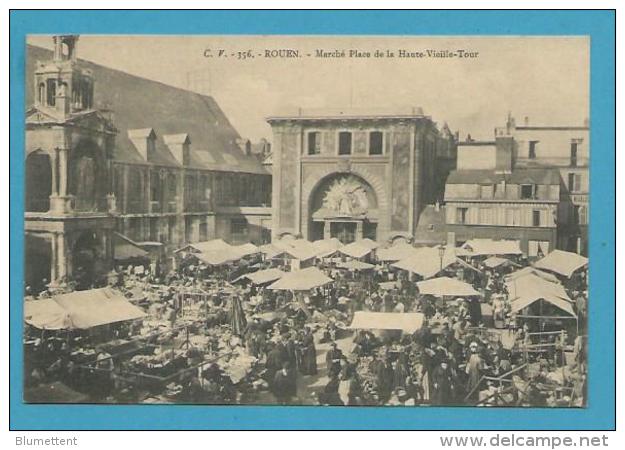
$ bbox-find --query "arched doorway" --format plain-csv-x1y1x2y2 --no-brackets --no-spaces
308,174,379,243
25,150,52,212
72,231,99,290
68,140,103,212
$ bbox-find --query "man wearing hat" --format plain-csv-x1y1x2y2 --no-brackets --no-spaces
431,358,454,405
326,341,345,375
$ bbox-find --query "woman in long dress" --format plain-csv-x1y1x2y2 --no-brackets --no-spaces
300,328,318,375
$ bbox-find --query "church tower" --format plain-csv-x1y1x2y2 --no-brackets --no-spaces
26,35,116,292
33,35,94,119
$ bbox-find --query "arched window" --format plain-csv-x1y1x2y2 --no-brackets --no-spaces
46,79,56,106
37,83,46,104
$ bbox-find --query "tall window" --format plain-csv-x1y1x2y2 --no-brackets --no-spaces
456,207,468,224
520,184,534,199
150,171,161,204
37,83,45,104
570,141,579,167
307,131,321,155
528,141,538,159
369,131,383,155
568,173,581,192
532,209,541,227
46,79,56,106
338,131,352,155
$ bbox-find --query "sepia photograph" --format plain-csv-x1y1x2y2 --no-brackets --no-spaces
22,34,589,408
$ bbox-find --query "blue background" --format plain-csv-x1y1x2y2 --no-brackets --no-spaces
9,10,615,430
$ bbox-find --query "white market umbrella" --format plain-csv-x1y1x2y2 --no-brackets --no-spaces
268,267,333,291
416,276,481,297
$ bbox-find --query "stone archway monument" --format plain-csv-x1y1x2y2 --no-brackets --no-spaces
307,172,381,243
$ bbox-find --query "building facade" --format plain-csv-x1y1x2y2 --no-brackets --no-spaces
25,36,271,291
494,114,589,254
444,137,561,256
442,112,589,257
267,109,455,244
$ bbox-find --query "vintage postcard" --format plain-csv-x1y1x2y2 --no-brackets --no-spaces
22,33,591,411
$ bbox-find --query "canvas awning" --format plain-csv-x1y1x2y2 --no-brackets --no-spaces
113,232,149,260
235,268,287,285
268,267,333,291
176,239,233,255
416,276,481,297
357,238,381,250
392,246,457,279
260,243,289,260
509,295,576,317
534,249,588,278
483,256,516,269
459,239,523,257
272,239,317,261
52,288,147,329
195,248,242,266
377,243,419,262
311,238,343,257
348,311,424,333
24,298,71,330
337,260,375,271
339,242,372,259
232,243,260,257
505,266,560,284
505,273,572,304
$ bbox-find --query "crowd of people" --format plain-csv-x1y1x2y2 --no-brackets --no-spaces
23,240,588,407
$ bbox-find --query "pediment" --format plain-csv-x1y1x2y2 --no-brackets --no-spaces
26,106,61,124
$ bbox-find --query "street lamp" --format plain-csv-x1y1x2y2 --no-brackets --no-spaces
438,245,445,273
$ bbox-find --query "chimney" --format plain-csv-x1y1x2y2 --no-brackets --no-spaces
236,138,251,156
163,134,191,166
495,136,514,174
128,128,157,162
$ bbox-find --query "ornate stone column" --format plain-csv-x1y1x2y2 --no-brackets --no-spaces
49,147,73,214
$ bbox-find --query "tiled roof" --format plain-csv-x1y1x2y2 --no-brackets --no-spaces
26,45,269,176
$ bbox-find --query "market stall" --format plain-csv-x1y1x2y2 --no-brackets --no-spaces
534,249,588,278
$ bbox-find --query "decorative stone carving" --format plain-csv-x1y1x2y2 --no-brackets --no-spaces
321,175,369,217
